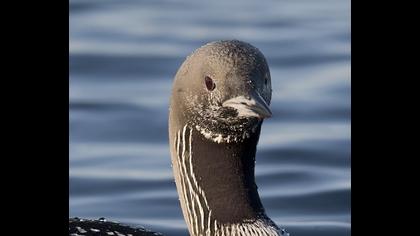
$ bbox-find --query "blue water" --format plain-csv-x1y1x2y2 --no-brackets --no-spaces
69,0,351,235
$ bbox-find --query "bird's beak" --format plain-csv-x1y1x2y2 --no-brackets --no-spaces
222,90,272,119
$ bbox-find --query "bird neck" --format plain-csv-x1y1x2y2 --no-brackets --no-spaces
172,124,281,236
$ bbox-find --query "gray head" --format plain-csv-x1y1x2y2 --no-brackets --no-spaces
171,40,272,143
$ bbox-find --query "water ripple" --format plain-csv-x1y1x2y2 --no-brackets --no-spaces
69,0,351,235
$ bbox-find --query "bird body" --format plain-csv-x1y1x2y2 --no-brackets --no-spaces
69,218,161,236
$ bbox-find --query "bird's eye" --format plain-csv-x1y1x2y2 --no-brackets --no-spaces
205,76,216,91
264,77,268,85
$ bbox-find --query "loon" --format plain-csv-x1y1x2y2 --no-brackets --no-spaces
69,40,289,236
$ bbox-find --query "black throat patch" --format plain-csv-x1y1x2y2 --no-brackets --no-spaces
190,124,266,224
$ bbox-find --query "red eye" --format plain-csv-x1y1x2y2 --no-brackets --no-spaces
205,76,216,91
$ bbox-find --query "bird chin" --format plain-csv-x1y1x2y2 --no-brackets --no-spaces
193,117,260,144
